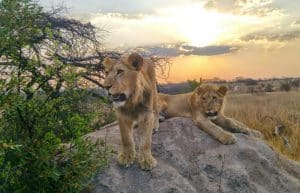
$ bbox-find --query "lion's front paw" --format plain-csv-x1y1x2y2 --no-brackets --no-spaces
219,133,237,145
230,126,250,134
159,114,166,122
139,154,157,171
118,150,135,167
153,119,160,133
241,128,251,135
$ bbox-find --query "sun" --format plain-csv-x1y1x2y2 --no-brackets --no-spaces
161,4,225,47
179,6,225,47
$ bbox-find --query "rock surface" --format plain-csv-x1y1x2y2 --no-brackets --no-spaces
86,117,300,193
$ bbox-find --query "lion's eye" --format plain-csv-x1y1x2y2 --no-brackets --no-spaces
213,96,217,100
117,69,124,75
202,97,206,100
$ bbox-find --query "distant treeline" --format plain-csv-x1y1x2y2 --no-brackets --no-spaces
158,77,300,94
205,77,300,85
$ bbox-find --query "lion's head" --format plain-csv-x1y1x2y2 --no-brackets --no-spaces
191,85,228,120
103,53,146,108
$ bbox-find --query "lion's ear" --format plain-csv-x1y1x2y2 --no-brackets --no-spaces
103,57,114,69
196,86,203,94
128,53,143,71
217,86,227,96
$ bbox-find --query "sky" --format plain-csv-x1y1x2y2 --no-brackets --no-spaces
40,0,300,82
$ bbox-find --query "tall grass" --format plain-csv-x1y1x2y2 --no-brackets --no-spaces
225,91,300,161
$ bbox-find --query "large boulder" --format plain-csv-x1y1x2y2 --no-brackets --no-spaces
86,117,300,193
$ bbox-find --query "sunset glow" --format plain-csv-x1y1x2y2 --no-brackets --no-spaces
41,0,300,81
161,4,226,46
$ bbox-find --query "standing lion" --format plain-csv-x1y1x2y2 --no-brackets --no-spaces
103,53,159,170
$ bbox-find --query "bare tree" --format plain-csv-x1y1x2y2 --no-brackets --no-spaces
0,2,115,98
0,2,171,98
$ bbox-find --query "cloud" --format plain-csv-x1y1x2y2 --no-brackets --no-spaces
90,7,282,49
204,0,281,17
90,12,181,48
241,31,300,42
40,0,195,14
135,44,238,57
86,2,289,51
294,20,300,25
181,45,239,56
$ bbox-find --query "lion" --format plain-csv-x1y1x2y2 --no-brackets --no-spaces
103,53,159,170
158,85,258,144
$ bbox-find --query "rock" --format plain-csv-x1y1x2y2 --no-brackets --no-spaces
85,117,300,193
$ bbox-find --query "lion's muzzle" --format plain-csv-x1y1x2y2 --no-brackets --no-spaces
111,93,127,102
206,111,218,117
205,111,218,120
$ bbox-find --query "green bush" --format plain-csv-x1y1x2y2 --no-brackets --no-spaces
187,78,203,92
280,81,292,92
0,0,111,192
0,92,110,193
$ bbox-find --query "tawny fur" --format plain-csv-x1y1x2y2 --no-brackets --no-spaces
103,53,159,170
158,85,252,145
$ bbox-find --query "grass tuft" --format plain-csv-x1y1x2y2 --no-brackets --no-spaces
225,91,300,161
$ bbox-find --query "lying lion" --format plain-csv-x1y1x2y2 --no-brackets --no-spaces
158,85,258,144
103,53,159,170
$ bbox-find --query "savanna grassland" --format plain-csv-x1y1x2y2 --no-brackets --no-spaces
225,91,300,161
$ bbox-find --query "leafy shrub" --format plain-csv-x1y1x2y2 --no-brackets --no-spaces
0,91,110,193
0,0,111,192
291,80,300,88
280,82,291,92
187,78,203,91
265,84,274,92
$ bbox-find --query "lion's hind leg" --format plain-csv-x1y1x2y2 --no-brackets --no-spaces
153,91,160,133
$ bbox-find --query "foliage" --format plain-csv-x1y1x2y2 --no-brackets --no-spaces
280,81,292,92
0,0,107,92
291,80,300,88
187,78,203,91
0,1,111,192
0,90,111,193
265,84,274,92
234,78,258,86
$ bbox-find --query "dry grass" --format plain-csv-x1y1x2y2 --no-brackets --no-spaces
225,91,300,161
